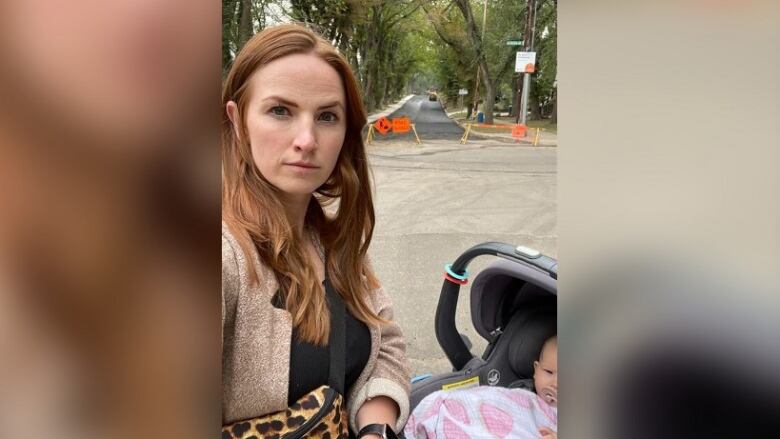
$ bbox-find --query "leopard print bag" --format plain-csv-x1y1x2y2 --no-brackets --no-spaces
222,277,349,439
221,384,348,439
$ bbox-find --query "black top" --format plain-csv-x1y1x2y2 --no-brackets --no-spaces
272,282,372,406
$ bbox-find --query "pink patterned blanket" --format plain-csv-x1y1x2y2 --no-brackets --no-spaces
403,386,557,439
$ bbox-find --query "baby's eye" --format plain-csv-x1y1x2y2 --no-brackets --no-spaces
269,106,290,117
544,368,554,374
318,111,339,122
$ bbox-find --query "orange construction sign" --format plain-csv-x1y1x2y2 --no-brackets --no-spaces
392,117,411,133
512,124,527,138
373,116,391,135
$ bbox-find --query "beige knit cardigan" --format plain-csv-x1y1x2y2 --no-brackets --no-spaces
221,225,411,433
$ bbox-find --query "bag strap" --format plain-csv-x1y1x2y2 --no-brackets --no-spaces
324,260,346,395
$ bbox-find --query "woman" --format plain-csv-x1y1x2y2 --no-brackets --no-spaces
221,23,410,439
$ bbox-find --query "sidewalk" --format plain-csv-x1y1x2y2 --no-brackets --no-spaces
367,94,415,123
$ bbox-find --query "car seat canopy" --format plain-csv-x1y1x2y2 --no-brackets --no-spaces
470,258,557,342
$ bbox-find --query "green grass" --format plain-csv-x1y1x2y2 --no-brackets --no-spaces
457,115,557,135
491,117,557,133
525,119,557,133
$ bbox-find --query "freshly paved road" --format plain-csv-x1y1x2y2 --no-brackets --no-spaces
371,95,465,142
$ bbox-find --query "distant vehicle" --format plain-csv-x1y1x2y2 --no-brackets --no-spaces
428,92,438,101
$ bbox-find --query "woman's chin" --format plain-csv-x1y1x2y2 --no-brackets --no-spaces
275,183,322,199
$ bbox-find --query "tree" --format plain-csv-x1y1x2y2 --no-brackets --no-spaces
220,0,556,122
222,0,424,111
222,0,269,75
451,0,497,124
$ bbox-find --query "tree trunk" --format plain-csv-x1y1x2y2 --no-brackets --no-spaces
362,7,381,112
454,0,495,124
222,0,239,72
237,0,253,50
529,85,542,120
550,88,557,124
511,74,520,118
357,25,368,90
482,80,496,124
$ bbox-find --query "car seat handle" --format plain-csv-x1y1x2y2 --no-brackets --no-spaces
451,242,557,280
436,242,556,371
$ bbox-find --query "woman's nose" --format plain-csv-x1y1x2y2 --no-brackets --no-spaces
292,120,317,152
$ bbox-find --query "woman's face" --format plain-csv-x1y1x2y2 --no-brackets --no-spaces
227,53,347,201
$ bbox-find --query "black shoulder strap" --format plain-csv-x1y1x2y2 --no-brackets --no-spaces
324,264,346,395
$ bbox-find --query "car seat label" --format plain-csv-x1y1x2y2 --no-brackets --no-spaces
442,376,480,391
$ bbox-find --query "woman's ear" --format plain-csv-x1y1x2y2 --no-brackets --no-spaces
226,101,242,141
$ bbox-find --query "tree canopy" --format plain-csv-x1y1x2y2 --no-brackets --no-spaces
222,0,556,121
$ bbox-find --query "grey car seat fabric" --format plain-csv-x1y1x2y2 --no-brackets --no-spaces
408,259,556,415
471,258,556,342
506,306,557,379
509,378,535,391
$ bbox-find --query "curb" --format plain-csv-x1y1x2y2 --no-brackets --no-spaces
447,114,557,147
367,95,416,123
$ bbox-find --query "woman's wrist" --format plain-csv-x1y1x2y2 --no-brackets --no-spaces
356,395,399,430
356,423,398,439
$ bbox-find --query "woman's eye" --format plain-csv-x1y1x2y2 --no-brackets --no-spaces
318,111,338,122
269,106,290,117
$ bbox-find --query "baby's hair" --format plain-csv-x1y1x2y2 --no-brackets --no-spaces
538,335,557,360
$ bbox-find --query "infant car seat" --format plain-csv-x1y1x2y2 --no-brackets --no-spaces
408,242,557,412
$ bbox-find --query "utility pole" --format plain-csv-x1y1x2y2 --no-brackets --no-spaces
519,0,538,127
471,0,489,119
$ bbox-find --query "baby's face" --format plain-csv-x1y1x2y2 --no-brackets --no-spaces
534,338,558,407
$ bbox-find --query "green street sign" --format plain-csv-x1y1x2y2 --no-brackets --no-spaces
506,40,524,46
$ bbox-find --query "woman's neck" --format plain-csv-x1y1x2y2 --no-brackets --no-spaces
282,193,311,236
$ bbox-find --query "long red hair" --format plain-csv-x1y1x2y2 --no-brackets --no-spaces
222,23,383,345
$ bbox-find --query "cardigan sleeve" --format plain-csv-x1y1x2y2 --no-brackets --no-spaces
348,283,412,434
222,229,240,341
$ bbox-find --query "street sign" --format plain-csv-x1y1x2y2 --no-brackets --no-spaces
392,117,411,133
374,116,391,135
515,51,537,73
506,40,524,46
458,88,468,95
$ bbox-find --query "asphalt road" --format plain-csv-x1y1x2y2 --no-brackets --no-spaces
371,95,465,142
365,139,557,376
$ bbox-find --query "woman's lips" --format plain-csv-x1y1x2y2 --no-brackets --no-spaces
284,162,319,172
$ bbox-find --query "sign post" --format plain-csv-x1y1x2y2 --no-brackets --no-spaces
458,88,468,110
515,52,537,129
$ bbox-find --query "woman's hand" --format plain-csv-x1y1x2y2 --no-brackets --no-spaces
539,427,557,438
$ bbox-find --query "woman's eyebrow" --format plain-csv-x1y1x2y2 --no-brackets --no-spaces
262,95,343,111
318,101,344,110
263,96,298,107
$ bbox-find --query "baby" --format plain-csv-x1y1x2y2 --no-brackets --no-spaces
405,335,558,438
534,335,558,438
